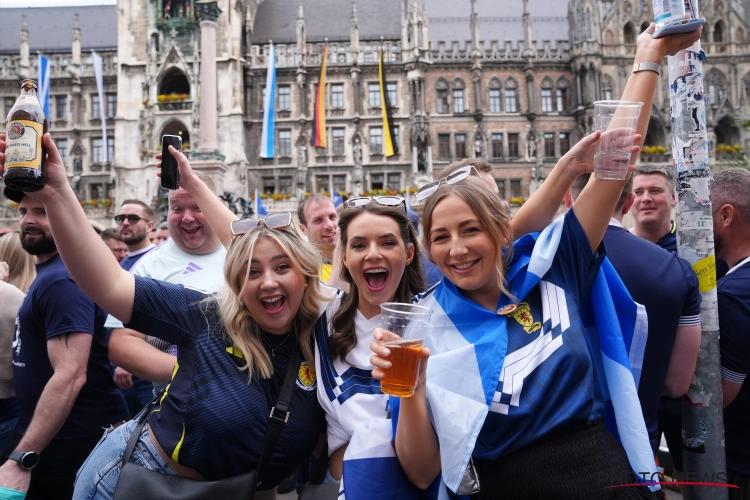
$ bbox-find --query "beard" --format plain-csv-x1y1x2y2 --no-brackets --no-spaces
20,229,57,255
119,227,147,246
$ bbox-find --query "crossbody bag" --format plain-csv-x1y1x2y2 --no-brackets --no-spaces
113,348,301,500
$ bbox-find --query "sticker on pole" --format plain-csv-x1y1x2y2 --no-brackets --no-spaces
692,254,716,293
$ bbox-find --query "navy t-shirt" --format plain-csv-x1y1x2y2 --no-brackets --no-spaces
12,254,128,439
603,224,701,452
655,221,677,254
717,257,750,476
127,277,325,486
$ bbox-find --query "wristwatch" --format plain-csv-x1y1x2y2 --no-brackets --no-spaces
632,61,661,76
8,450,39,470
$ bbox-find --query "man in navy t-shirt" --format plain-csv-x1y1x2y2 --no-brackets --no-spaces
711,168,750,495
0,190,128,500
568,173,702,454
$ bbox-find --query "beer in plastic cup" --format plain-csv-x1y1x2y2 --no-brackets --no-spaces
593,100,643,180
379,303,433,397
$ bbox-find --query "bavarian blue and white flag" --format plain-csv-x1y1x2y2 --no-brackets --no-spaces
331,191,344,208
259,42,276,158
253,189,268,216
343,215,656,498
37,53,50,119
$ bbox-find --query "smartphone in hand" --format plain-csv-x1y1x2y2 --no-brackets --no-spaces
160,135,182,190
652,18,705,38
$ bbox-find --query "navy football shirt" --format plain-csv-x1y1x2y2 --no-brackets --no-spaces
717,257,750,476
126,277,325,486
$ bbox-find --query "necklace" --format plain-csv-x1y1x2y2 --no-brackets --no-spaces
261,332,292,357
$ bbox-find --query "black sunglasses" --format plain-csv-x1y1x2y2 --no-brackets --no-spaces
345,196,406,213
230,212,295,236
415,165,489,204
114,214,151,225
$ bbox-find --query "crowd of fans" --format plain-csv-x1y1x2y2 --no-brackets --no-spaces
0,19,746,500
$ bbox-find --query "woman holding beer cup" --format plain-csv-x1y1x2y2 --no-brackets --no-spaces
369,23,702,499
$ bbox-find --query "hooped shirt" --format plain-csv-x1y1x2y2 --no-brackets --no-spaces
126,277,326,485
314,291,390,455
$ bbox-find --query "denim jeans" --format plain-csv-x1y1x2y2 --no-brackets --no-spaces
73,418,178,500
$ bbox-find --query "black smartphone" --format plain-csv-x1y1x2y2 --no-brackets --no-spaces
160,135,182,190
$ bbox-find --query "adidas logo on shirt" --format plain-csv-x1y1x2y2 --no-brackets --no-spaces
183,262,204,275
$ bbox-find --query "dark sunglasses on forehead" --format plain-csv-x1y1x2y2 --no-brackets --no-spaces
415,165,489,204
345,196,406,213
230,212,295,236
114,214,151,225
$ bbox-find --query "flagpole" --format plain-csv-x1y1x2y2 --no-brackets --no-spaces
660,1,727,496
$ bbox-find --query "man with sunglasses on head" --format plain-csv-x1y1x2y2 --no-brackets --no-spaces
106,175,227,413
115,200,155,271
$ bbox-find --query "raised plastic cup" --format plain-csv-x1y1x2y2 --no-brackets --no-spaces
379,303,433,398
593,100,643,180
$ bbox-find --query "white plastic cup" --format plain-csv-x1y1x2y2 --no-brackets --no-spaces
593,100,643,180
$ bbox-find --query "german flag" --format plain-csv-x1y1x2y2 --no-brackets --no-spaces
310,44,328,148
378,50,398,156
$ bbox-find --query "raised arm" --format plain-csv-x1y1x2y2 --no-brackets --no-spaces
158,146,238,248
0,134,135,323
513,22,702,241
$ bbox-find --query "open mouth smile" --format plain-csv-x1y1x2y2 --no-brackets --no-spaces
363,267,389,292
261,295,286,314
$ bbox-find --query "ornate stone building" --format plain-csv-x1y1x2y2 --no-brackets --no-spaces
1,0,749,222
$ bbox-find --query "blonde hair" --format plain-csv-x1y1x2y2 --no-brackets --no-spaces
421,175,515,302
0,233,36,293
212,225,324,379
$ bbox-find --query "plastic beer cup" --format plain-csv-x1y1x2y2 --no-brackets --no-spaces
379,303,433,398
593,100,643,180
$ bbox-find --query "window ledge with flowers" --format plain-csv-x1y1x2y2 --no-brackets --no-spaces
715,144,744,161
640,145,670,162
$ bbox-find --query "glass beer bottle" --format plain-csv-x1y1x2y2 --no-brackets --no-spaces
4,79,48,191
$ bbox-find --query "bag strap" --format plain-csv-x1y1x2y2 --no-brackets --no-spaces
118,346,302,486
309,445,330,484
256,345,301,487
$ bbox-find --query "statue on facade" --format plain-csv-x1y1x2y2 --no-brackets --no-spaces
353,136,362,166
474,138,483,157
526,132,537,160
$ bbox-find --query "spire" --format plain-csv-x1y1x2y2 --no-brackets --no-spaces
19,15,30,76
72,13,82,67
296,4,306,64
522,0,534,58
470,0,479,55
350,3,360,55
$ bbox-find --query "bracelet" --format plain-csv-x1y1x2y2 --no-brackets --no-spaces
632,61,661,76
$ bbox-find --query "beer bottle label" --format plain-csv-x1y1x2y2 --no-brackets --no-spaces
4,120,43,170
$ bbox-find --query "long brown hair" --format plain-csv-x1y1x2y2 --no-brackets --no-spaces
212,225,326,379
329,203,425,362
421,175,515,302
0,233,35,292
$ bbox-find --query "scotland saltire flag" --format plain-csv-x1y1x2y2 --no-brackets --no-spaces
343,216,657,498
331,191,343,208
37,53,50,118
260,42,276,158
253,189,268,216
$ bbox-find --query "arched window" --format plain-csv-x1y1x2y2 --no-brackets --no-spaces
714,20,726,43
436,78,449,114
624,22,636,44
488,77,502,113
584,9,592,39
556,78,571,112
640,22,650,33
743,73,750,103
706,69,728,105
540,77,554,112
604,30,614,44
505,78,518,113
576,9,584,41
601,76,613,100
158,68,190,97
160,120,191,151
452,78,466,114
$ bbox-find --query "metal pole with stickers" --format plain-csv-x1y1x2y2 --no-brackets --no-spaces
655,0,728,497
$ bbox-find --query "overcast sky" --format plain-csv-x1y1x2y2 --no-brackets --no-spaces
0,0,115,6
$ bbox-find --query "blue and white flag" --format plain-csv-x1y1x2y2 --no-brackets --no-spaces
92,51,108,162
253,189,268,216
343,216,657,497
331,191,343,208
37,53,50,119
259,42,276,159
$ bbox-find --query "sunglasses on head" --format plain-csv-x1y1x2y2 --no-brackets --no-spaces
114,214,151,225
415,165,489,204
230,212,295,236
345,196,407,213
